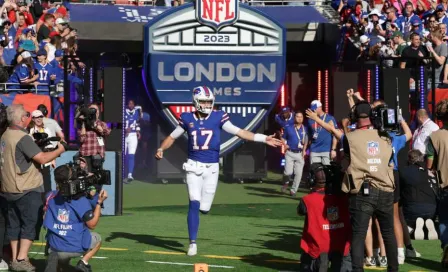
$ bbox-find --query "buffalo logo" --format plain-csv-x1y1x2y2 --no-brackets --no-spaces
367,141,380,156
327,206,339,222
196,0,238,31
57,209,70,223
144,2,285,156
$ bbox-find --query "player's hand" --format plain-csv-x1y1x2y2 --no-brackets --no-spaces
98,189,108,203
155,148,163,160
305,108,318,121
265,134,283,147
353,92,363,100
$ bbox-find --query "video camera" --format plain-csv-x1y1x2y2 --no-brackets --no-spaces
75,105,97,130
371,105,399,133
59,155,111,198
33,132,61,152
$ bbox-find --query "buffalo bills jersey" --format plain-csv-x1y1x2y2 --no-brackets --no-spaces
179,110,230,163
7,64,30,90
43,191,93,253
125,109,140,133
35,62,54,87
275,113,294,128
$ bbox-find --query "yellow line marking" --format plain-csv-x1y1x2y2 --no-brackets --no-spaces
144,250,185,255
364,267,386,270
33,242,128,251
202,255,246,260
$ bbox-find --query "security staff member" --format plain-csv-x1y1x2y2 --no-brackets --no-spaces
342,102,398,272
282,111,308,196
275,107,294,129
426,99,448,268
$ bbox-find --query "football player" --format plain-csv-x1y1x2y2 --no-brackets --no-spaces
155,86,282,256
125,99,142,182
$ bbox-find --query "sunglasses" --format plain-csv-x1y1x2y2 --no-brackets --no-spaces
32,116,44,119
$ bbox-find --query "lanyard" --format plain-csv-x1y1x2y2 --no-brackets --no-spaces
294,125,305,143
313,114,327,132
414,119,430,140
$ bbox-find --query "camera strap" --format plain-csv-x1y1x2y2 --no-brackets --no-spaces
44,191,57,212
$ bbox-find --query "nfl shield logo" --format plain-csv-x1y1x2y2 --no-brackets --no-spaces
327,206,339,222
367,141,380,156
57,209,70,223
196,0,239,31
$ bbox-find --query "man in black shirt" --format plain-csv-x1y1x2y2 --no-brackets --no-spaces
37,14,55,42
400,33,429,72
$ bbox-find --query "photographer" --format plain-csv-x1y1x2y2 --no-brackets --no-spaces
341,102,398,272
44,165,107,272
38,104,65,143
77,104,111,172
0,104,65,271
298,163,351,272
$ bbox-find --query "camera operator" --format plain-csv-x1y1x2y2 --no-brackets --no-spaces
77,104,111,171
0,103,9,270
298,163,351,272
0,104,65,271
28,110,57,193
341,102,398,272
426,99,448,267
44,165,107,272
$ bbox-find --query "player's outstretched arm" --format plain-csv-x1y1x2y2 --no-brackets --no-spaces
305,109,343,140
155,125,185,160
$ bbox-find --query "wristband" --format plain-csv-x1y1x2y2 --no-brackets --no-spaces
96,201,102,206
254,133,267,143
157,148,163,152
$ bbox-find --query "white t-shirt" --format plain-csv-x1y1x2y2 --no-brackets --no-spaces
412,119,440,154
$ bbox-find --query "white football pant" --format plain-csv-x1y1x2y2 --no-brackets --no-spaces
183,159,219,212
125,133,138,155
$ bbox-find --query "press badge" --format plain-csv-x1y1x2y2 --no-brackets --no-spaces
297,143,303,149
97,137,104,146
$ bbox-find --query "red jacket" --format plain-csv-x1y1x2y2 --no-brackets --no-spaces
8,10,34,26
300,190,351,258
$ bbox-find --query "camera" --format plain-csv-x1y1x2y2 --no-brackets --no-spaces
75,105,97,129
58,155,111,198
32,132,61,152
371,105,398,132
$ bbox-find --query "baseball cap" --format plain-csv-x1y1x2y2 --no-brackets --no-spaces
310,100,322,111
56,18,68,25
56,7,68,17
391,31,403,39
354,102,372,118
31,110,44,118
281,107,290,113
360,35,370,44
411,17,421,26
55,49,64,57
20,51,32,59
22,28,34,35
437,4,445,10
37,49,47,56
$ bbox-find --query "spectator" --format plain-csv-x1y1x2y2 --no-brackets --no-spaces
307,100,337,166
77,104,111,171
275,107,294,129
400,33,429,83
358,35,371,61
392,31,407,56
399,149,438,240
365,9,384,36
0,104,65,271
410,17,423,36
435,4,448,28
427,29,448,87
38,104,65,142
35,49,56,90
37,14,54,42
402,2,422,36
55,18,70,38
412,109,439,154
6,51,38,91
381,7,403,36
36,7,67,33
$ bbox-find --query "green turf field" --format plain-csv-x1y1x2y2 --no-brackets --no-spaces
30,175,444,272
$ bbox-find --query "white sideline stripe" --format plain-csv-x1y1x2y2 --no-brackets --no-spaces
29,252,107,259
146,260,234,269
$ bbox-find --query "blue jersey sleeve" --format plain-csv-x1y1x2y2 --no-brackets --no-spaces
282,126,290,141
178,113,189,130
220,111,230,128
18,65,29,82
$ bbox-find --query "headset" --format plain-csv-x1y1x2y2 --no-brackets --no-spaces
349,100,372,124
37,104,48,117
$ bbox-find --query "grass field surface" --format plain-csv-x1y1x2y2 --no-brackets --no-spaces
30,175,443,272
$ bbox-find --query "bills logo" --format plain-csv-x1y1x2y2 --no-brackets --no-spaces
327,206,339,222
196,0,238,31
367,141,380,156
144,2,285,156
57,209,70,224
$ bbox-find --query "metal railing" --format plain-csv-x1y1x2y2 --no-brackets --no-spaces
0,82,56,94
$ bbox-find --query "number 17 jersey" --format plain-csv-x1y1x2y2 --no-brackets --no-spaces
178,110,230,163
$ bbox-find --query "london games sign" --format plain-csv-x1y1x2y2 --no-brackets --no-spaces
144,0,286,156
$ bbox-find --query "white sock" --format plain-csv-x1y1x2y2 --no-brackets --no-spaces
82,260,88,265
373,248,380,257
398,248,405,257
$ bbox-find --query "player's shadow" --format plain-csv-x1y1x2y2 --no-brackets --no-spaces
105,232,186,253
240,252,300,271
31,258,47,271
243,186,298,199
405,257,445,272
